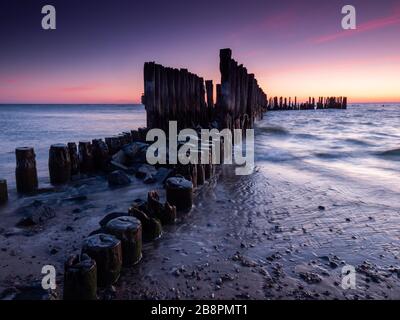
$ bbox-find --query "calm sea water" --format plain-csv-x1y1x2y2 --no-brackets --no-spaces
0,103,399,193
0,104,146,188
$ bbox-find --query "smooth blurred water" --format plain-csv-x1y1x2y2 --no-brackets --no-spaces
0,104,146,188
0,103,399,193
255,104,400,205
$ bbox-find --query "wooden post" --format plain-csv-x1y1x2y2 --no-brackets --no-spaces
82,233,122,287
197,164,205,186
92,139,110,172
129,207,162,241
79,141,94,174
154,64,162,129
63,254,97,300
15,147,38,194
205,80,214,109
68,142,80,176
49,144,72,185
144,62,156,128
342,97,347,109
166,177,193,211
0,179,8,204
220,48,232,128
105,216,142,266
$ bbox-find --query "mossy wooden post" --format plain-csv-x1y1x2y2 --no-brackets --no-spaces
82,233,122,287
49,144,71,185
165,177,193,211
67,142,80,176
0,179,8,204
105,216,142,266
79,141,94,174
15,147,38,194
63,254,97,300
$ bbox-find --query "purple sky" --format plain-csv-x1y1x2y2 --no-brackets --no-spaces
1,0,399,103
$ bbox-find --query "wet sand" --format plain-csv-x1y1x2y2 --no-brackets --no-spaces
1,163,400,300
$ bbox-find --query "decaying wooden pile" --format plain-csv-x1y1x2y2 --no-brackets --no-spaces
268,96,347,111
143,48,268,132
217,48,268,130
143,63,212,131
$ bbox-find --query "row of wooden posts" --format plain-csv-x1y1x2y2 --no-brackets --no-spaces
0,128,149,203
217,48,268,130
64,177,195,300
143,63,213,131
143,49,269,132
267,96,347,111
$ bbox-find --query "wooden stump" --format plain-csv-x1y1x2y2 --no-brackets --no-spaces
82,233,122,287
92,139,110,171
147,190,163,218
129,207,162,241
105,216,142,266
67,142,80,175
0,179,8,204
147,191,176,225
49,144,71,185
15,147,38,194
79,141,94,174
63,254,97,300
163,202,177,224
131,130,140,142
165,177,193,211
197,164,205,185
190,164,197,188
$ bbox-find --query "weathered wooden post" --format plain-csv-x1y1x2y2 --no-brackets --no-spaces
165,177,193,211
82,233,122,287
105,136,121,155
68,142,80,176
92,139,110,172
154,64,162,129
205,80,214,109
220,48,233,129
0,179,8,204
144,62,156,128
105,216,142,266
63,254,97,300
129,207,162,241
49,144,71,185
342,97,347,109
15,147,38,194
196,164,205,186
79,141,94,174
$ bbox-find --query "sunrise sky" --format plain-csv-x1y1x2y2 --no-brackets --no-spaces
0,0,399,104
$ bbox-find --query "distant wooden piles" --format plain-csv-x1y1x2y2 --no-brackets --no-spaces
267,96,347,111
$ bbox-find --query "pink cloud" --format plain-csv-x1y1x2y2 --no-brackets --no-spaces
311,10,400,44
